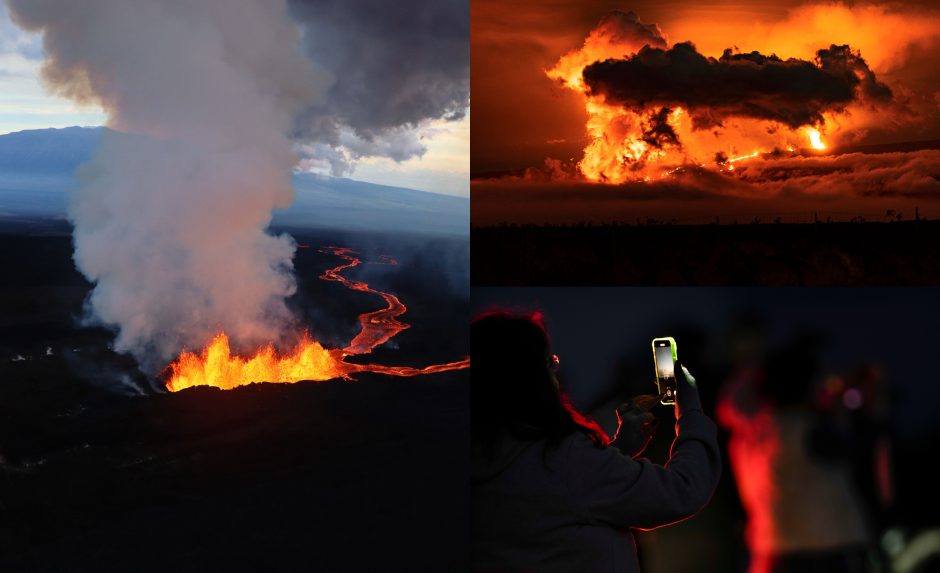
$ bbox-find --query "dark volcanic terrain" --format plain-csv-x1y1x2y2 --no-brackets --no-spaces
0,219,469,571
472,221,940,285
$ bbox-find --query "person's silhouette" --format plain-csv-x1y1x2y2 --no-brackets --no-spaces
471,311,721,573
717,334,870,573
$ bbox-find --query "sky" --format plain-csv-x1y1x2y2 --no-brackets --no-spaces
0,3,105,131
0,2,470,197
305,113,469,197
471,0,940,222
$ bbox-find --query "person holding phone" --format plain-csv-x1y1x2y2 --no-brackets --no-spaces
471,311,721,573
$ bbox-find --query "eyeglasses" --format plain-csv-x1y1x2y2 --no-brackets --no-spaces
548,354,560,372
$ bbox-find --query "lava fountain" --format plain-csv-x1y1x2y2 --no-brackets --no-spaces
165,246,469,391
805,127,827,150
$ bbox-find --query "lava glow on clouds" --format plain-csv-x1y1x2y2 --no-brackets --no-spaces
551,33,891,182
545,9,897,182
471,1,940,221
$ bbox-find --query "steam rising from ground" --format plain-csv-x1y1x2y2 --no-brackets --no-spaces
8,0,320,370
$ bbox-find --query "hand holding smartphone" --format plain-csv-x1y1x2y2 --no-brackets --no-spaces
652,337,678,405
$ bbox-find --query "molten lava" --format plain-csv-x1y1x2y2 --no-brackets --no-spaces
166,332,344,391
805,127,827,150
319,247,409,356
165,246,469,391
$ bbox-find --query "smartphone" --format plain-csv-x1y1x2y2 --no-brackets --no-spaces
652,337,678,405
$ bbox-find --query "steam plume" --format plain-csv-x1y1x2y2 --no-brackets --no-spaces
8,0,320,370
548,10,666,89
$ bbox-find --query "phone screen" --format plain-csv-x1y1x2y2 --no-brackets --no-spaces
654,339,676,404
655,342,674,380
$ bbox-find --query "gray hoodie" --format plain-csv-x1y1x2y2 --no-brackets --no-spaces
471,385,721,573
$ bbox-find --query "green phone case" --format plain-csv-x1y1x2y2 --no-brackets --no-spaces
652,337,678,405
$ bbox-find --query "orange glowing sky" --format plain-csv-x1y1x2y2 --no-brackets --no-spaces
471,0,940,175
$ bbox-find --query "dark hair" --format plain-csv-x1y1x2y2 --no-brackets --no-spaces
471,310,609,456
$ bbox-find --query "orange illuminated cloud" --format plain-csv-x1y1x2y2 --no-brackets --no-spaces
539,5,919,184
671,3,940,72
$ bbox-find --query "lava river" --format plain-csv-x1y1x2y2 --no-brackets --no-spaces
165,246,469,391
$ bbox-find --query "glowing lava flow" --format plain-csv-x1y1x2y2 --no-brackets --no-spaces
723,150,761,172
318,247,408,356
805,127,827,150
165,247,469,391
166,332,345,390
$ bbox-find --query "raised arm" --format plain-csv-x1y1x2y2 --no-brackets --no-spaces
570,366,722,530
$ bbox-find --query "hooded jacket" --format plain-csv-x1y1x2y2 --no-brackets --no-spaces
471,384,721,573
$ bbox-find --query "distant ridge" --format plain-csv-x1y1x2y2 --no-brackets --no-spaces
0,127,467,236
0,126,107,174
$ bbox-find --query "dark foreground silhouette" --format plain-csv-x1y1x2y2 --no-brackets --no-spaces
0,219,470,571
471,312,721,573
0,372,468,571
472,221,940,285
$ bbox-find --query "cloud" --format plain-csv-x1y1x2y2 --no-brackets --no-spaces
583,42,892,131
472,149,940,225
734,149,940,199
729,3,940,74
547,10,666,89
288,0,469,171
0,3,42,60
295,121,442,176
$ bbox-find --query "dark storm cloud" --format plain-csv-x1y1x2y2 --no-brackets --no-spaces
583,42,892,129
288,0,469,142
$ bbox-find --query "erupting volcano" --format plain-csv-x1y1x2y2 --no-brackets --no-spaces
165,246,469,392
543,12,890,183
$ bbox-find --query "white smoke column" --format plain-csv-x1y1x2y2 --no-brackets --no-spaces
8,0,321,370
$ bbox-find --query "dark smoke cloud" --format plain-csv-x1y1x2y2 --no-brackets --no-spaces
583,42,892,130
642,107,680,149
288,0,469,174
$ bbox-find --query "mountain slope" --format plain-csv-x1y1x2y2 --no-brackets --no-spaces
0,127,468,236
279,173,467,235
0,126,105,174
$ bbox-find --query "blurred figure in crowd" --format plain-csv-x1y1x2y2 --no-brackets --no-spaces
717,334,873,573
471,311,721,573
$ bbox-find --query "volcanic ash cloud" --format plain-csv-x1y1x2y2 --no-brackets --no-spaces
582,42,892,131
544,9,901,183
8,0,322,370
